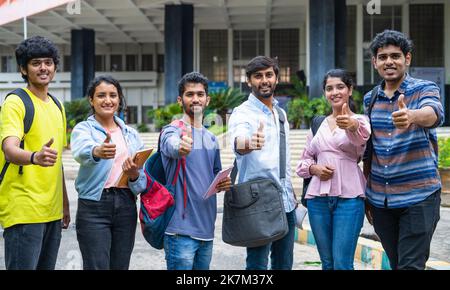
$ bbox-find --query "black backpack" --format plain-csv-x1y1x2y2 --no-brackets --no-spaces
301,115,326,207
0,88,63,185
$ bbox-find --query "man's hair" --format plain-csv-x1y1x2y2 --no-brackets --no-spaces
370,29,413,57
245,56,279,80
86,75,126,114
178,72,209,96
15,36,60,82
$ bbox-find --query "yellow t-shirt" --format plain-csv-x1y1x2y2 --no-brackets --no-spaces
0,88,67,229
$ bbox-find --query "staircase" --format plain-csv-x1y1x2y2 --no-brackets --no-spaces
63,127,450,193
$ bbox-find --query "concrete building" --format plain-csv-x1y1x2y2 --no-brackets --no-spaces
1,0,449,126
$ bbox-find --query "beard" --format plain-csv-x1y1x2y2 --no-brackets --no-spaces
182,101,205,118
252,84,276,99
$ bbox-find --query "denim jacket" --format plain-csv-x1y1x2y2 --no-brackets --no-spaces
71,115,147,201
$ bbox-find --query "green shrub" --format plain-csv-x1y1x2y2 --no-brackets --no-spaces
439,137,450,168
288,97,331,129
147,103,183,130
137,123,149,133
207,88,246,122
64,98,91,146
64,98,91,130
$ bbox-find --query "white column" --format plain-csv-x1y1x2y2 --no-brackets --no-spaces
356,4,364,86
402,4,409,37
194,25,200,71
265,28,270,57
445,1,450,85
228,28,233,87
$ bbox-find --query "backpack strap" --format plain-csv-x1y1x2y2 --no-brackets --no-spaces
363,85,379,177
0,89,64,185
311,115,326,136
0,89,35,184
300,115,326,207
163,119,189,218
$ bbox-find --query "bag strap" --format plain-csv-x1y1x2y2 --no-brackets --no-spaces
311,115,326,136
0,89,64,185
363,85,381,174
276,106,286,179
166,119,189,218
1,89,35,184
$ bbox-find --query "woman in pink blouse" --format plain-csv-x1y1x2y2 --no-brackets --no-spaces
296,69,370,270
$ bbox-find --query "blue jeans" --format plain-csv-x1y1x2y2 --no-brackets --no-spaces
246,210,296,270
307,196,364,270
3,220,62,270
164,234,213,270
76,188,137,270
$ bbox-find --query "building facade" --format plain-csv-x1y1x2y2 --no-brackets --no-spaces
1,0,449,125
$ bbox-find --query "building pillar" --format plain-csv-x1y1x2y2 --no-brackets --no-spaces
335,0,346,69
308,0,346,98
445,1,450,125
164,4,194,104
71,29,95,100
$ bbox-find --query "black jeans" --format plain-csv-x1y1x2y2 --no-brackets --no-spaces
76,188,137,270
3,220,62,270
371,189,441,270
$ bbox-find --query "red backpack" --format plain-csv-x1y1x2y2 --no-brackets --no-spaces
139,120,188,249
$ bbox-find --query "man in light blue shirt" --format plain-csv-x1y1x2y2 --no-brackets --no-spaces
228,56,297,270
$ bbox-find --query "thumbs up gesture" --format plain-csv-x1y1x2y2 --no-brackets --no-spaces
179,126,193,156
392,94,411,129
250,120,265,150
93,132,116,159
336,103,358,132
34,138,58,167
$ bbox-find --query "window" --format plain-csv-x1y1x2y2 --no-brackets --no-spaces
233,30,265,87
110,55,123,72
200,30,228,83
1,56,16,72
126,106,138,124
363,5,402,84
270,29,299,83
410,4,444,67
63,55,71,72
141,106,154,124
95,55,105,71
142,54,153,71
233,30,265,61
157,54,164,73
126,55,137,71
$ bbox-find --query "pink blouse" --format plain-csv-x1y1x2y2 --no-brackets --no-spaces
296,115,371,199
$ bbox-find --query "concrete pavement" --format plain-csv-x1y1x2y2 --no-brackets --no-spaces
0,178,372,270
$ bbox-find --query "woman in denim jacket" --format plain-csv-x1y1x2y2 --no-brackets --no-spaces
71,75,147,270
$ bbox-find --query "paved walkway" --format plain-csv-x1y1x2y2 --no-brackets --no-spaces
0,178,372,270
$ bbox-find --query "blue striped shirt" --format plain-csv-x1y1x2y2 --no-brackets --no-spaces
364,75,444,208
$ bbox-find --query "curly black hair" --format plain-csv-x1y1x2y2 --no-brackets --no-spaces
178,72,209,97
15,36,60,82
370,30,413,57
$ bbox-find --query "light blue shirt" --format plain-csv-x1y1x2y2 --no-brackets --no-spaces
71,115,147,201
228,94,296,213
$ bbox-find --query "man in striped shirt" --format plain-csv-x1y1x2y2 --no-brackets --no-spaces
363,30,444,270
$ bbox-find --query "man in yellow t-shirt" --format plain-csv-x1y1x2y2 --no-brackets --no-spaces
0,36,70,270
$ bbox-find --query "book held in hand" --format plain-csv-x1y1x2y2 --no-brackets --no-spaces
115,148,153,187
